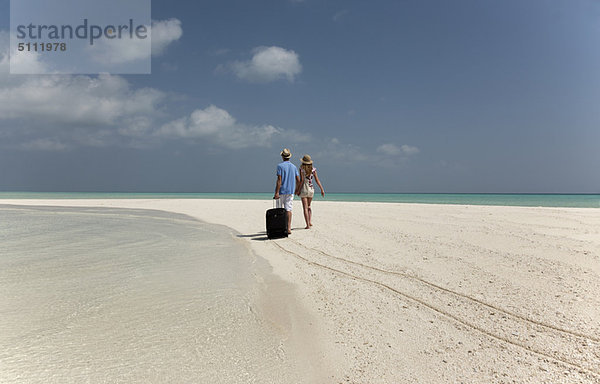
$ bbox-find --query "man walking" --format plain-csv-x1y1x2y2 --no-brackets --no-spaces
274,148,300,234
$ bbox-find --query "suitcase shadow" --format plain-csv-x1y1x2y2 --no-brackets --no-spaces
237,232,270,241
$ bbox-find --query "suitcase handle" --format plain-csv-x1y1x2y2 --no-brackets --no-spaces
273,198,283,209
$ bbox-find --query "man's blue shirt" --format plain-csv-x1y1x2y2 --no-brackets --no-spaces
276,161,299,195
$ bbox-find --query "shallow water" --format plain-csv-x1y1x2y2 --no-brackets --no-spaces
0,205,303,383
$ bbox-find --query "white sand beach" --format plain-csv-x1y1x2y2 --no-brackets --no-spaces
2,199,599,383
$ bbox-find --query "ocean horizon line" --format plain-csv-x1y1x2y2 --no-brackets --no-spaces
1,191,598,208
1,191,599,195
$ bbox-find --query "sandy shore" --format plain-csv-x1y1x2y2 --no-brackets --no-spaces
2,199,599,383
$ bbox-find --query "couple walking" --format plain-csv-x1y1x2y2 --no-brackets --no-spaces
273,148,325,234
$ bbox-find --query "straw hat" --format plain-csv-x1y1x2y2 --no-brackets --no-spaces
280,148,292,159
300,154,313,164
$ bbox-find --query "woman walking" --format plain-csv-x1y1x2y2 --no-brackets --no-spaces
295,154,325,229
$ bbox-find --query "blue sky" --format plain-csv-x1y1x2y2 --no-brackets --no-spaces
0,0,599,193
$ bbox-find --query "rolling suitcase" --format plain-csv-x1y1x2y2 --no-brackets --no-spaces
266,199,288,239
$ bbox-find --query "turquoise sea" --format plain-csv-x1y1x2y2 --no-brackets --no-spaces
0,192,598,208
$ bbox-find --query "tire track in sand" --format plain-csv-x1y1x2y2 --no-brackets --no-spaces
271,240,600,379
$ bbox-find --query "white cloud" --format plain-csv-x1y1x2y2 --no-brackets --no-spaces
89,18,182,65
157,105,297,149
89,37,150,66
0,31,49,75
7,49,48,74
229,46,302,83
377,143,402,156
377,143,420,156
400,144,420,156
0,73,164,127
151,19,183,55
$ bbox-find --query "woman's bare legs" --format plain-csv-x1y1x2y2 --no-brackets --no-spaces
307,197,313,227
301,197,310,229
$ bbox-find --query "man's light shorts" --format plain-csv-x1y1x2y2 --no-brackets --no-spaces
279,194,294,211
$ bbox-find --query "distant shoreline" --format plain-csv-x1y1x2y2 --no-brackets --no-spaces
0,192,598,208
